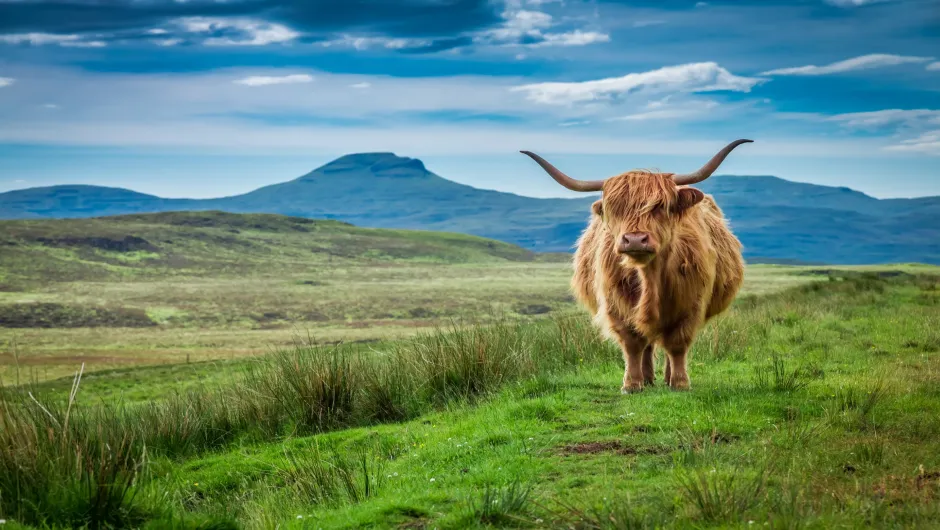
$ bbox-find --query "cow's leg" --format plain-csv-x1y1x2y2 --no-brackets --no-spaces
664,354,672,386
662,320,699,391
610,319,649,393
642,345,655,385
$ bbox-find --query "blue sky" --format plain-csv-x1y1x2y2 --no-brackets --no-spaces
0,0,938,199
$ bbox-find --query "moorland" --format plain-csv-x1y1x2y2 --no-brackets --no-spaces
1,211,938,529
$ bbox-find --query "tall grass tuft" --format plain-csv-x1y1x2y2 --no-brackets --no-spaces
754,352,809,393
0,368,150,528
676,465,768,523
278,442,384,506
464,481,535,527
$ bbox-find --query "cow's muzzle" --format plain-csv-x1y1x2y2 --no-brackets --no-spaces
618,233,655,259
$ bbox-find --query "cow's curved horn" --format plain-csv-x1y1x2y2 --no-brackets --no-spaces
672,139,753,186
520,151,605,192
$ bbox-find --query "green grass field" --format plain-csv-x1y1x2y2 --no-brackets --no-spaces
2,212,939,529
2,270,939,529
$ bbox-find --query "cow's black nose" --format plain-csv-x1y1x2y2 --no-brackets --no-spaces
621,233,650,247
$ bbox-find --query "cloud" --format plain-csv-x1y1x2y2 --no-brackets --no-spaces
0,32,106,47
0,77,13,87
825,109,940,155
823,0,892,6
350,82,371,89
928,62,940,71
826,109,940,129
320,34,429,51
885,131,940,155
0,0,605,53
608,99,719,122
474,8,609,48
695,2,708,7
761,53,933,76
632,20,666,28
511,62,764,106
178,17,299,46
43,103,59,109
233,74,314,86
0,0,503,47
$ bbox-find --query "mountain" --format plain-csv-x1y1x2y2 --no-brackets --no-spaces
2,152,938,264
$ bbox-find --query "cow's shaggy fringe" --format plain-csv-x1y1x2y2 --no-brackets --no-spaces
0,314,615,527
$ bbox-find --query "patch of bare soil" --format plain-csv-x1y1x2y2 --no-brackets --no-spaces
558,440,669,456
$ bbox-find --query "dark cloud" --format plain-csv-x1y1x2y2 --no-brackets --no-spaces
0,0,502,38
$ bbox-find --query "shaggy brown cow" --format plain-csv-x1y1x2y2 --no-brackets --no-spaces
521,140,751,393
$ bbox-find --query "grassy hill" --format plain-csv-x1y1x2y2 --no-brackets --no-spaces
0,210,544,284
3,152,938,264
0,211,574,381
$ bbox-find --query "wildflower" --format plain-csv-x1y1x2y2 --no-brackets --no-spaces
297,515,304,519
393,472,399,477
0,519,6,525
194,482,199,486
430,478,436,482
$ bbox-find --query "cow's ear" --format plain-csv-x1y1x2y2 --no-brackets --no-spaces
591,200,604,217
674,188,705,213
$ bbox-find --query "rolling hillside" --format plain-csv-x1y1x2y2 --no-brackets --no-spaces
0,210,547,286
2,152,938,264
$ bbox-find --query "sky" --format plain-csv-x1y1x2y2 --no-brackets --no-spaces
0,0,938,200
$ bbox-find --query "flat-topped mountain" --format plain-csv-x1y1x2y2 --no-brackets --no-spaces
2,152,938,264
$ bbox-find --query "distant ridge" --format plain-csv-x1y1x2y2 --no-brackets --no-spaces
2,152,938,264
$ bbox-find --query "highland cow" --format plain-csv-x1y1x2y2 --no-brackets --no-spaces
521,140,751,393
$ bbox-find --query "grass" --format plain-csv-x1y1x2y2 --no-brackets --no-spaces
0,211,858,384
1,269,939,528
0,211,574,381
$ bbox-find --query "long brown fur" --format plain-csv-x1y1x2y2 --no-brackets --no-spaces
571,170,744,393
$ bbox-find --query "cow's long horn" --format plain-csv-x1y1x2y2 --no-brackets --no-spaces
520,151,605,192
672,139,753,186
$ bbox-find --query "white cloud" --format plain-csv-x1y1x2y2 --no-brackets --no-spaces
761,53,933,76
0,33,84,45
0,63,903,161
0,77,13,87
475,8,608,48
320,35,427,51
826,109,940,129
928,62,940,71
63,40,107,48
695,2,708,7
530,30,609,47
824,0,891,6
233,74,314,86
511,62,764,106
609,99,719,122
42,103,59,109
155,38,183,47
350,82,371,89
178,17,300,46
824,109,940,155
632,20,667,28
885,131,940,155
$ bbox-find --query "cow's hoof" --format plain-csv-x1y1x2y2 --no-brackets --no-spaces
621,382,644,394
668,377,691,391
